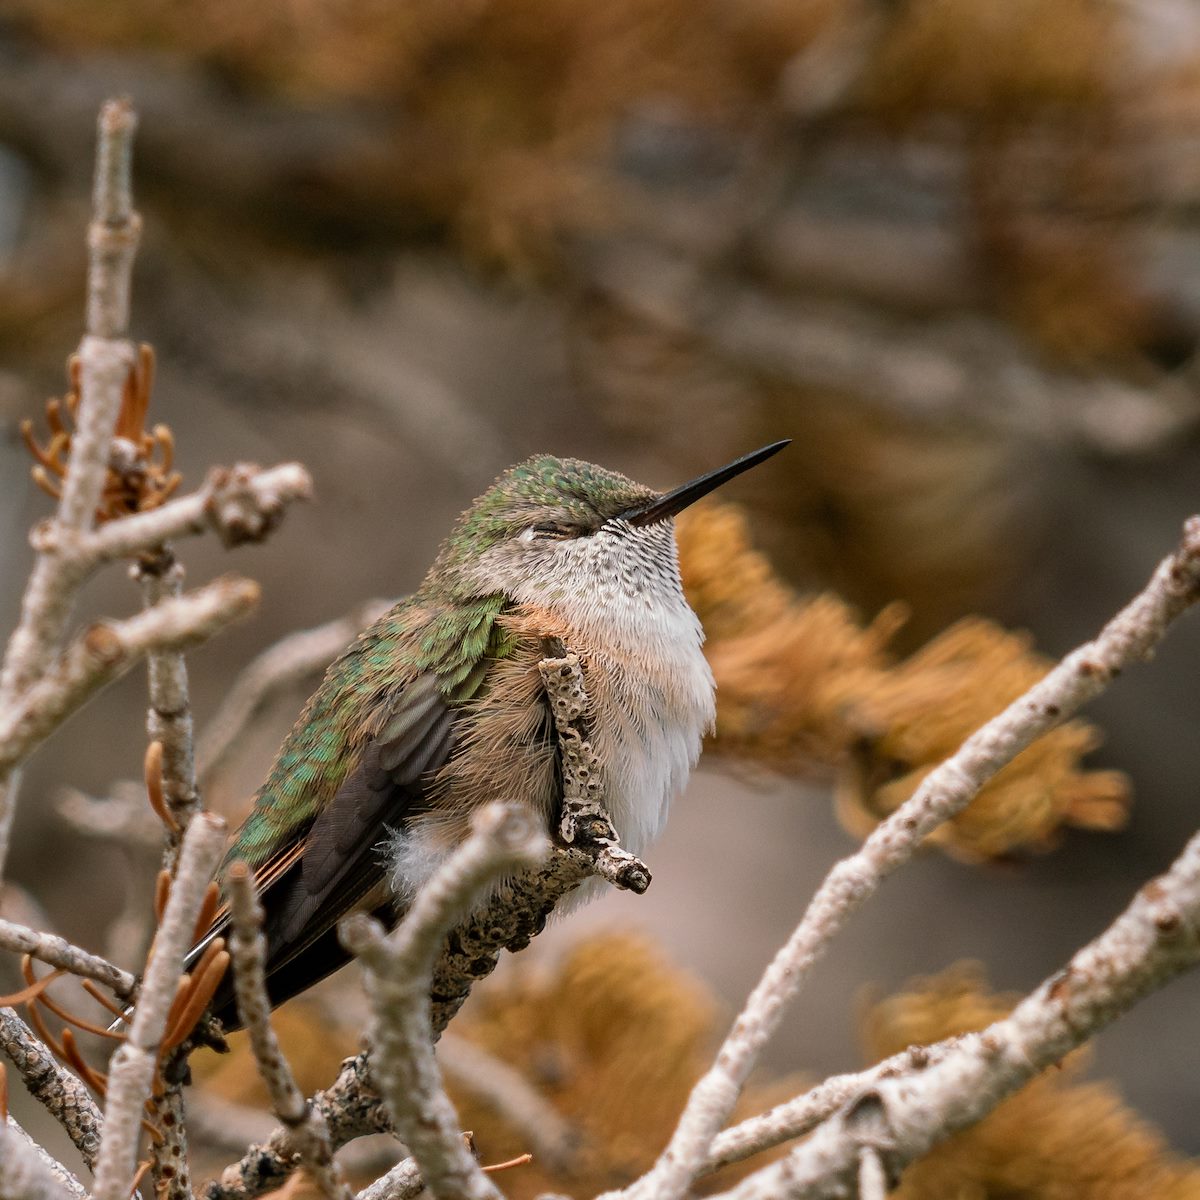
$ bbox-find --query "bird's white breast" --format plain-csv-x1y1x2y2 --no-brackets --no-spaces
503,520,716,854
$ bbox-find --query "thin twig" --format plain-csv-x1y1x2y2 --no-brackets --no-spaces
0,1008,104,1170
699,1040,964,1177
91,813,226,1200
0,100,141,878
227,862,353,1200
0,919,135,998
197,599,391,790
137,550,200,865
87,96,141,339
616,515,1200,1200
341,803,549,1200
0,576,261,773
857,1149,887,1200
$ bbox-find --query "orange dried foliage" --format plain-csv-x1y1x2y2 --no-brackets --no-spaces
676,501,1130,861
862,964,1200,1199
835,618,1131,860
20,345,181,524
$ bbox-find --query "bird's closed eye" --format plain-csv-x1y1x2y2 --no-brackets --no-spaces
518,524,574,544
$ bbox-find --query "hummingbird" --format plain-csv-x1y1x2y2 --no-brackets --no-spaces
196,440,789,1029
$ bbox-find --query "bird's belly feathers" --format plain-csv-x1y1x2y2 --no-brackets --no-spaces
387,596,714,899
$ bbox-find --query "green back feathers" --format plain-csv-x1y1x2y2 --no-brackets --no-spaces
224,593,514,870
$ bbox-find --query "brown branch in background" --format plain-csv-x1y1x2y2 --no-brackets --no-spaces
227,862,353,1200
0,1008,104,1169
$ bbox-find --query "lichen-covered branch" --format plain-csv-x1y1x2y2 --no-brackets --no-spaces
91,813,226,1200
228,863,352,1200
619,515,1200,1200
341,803,549,1200
0,1009,104,1170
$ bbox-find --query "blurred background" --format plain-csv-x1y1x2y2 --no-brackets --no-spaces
2,0,1200,1188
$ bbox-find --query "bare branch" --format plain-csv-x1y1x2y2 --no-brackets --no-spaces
197,599,390,790
619,515,1200,1200
228,862,353,1200
4,1119,89,1200
341,803,549,1200
711,814,1200,1198
57,463,315,566
87,97,141,340
91,813,226,1200
0,1009,104,1170
354,1158,424,1200
0,100,142,876
0,576,261,773
137,552,200,863
0,919,135,998
0,1120,75,1200
699,1040,964,1177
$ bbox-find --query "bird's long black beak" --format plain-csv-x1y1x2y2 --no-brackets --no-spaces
617,439,790,527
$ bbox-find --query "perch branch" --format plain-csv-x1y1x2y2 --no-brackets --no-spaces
91,813,226,1200
620,515,1200,1200
228,863,353,1200
341,802,549,1200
